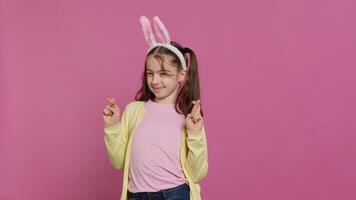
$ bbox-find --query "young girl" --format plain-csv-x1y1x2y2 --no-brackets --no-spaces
103,16,208,200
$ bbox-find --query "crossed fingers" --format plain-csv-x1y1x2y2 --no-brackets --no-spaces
103,97,118,116
189,99,203,123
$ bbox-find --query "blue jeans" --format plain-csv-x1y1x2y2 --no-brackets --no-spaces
128,183,190,200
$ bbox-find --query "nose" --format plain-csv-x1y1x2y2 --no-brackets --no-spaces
151,74,161,84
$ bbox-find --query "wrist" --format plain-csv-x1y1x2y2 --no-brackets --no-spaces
104,121,120,129
186,128,203,134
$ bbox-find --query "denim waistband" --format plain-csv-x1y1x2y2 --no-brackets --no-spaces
128,182,189,198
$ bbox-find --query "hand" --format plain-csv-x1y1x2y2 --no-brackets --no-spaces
103,97,121,126
185,99,204,133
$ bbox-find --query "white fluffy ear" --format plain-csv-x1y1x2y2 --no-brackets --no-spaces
152,16,171,44
139,15,156,46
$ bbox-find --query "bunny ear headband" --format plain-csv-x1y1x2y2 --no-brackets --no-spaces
139,15,187,70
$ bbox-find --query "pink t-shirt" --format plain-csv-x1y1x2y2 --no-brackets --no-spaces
128,99,188,192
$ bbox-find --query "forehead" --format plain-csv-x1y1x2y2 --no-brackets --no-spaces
146,55,177,72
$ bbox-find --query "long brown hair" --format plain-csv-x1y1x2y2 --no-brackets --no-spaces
134,41,203,117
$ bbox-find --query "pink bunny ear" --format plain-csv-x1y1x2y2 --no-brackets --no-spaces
152,16,171,44
139,16,156,46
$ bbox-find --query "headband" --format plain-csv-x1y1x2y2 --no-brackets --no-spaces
139,16,187,70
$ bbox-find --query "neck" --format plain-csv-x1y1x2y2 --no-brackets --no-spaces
154,87,179,104
154,97,175,104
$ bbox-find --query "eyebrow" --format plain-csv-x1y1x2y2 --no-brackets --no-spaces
146,68,172,73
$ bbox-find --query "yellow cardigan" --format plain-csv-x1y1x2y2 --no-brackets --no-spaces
104,101,209,200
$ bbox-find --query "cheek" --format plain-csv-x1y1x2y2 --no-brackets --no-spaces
165,80,179,88
146,77,152,84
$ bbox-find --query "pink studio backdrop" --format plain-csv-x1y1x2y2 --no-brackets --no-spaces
1,0,356,199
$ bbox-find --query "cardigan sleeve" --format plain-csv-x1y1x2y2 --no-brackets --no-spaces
185,126,209,183
103,104,131,170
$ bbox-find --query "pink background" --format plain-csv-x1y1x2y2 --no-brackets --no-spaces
1,0,356,199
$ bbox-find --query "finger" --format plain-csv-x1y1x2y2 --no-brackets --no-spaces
192,99,200,104
190,116,196,123
105,105,119,115
103,111,112,117
195,101,201,114
191,100,199,115
191,116,203,125
187,113,195,122
105,107,114,115
195,116,203,123
108,100,117,107
103,108,113,116
187,113,193,119
107,97,117,107
192,112,202,124
103,113,113,121
188,113,198,124
193,110,201,121
191,99,201,116
105,105,118,115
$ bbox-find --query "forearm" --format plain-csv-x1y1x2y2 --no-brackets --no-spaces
104,122,128,169
185,127,209,182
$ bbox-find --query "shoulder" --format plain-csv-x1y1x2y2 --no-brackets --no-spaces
125,100,145,111
120,100,146,129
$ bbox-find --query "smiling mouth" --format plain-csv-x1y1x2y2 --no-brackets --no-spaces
152,87,163,92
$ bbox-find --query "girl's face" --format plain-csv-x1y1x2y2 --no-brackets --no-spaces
146,55,186,104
